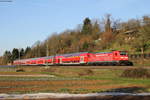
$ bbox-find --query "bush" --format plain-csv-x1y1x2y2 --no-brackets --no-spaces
121,68,150,78
78,69,93,76
16,68,25,72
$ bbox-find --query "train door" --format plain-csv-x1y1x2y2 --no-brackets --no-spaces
52,57,56,65
80,56,85,64
59,58,62,64
52,58,54,64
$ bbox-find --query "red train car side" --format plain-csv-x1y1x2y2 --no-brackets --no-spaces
13,51,133,66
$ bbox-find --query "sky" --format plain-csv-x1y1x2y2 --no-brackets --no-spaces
0,0,150,56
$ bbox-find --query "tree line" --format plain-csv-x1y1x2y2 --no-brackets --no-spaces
0,47,31,65
0,14,150,65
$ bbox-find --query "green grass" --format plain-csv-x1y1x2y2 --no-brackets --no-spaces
0,66,150,93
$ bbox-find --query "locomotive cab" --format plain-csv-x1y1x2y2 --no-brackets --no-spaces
113,51,133,66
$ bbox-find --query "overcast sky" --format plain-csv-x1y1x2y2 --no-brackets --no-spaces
0,0,150,56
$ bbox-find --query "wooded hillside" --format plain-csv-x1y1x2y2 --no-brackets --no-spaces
1,14,150,65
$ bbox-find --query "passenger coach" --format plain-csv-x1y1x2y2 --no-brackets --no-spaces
13,51,133,66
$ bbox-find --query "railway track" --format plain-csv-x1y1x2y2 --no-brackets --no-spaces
49,66,136,70
1,65,150,70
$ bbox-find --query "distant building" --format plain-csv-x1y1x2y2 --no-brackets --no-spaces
124,30,138,41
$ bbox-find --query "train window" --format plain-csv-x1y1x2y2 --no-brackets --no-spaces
120,51,127,55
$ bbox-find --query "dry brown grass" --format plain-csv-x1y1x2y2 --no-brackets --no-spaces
0,80,145,94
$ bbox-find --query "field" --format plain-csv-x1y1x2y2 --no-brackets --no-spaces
0,66,150,95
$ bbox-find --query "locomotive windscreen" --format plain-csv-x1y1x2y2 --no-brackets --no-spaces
120,51,127,55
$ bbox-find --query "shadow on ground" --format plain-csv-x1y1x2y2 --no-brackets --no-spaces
5,87,150,100
39,87,150,100
103,86,148,93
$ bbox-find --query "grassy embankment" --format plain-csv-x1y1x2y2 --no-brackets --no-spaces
0,66,150,94
131,58,150,66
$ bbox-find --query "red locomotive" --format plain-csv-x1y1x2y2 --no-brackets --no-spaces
13,51,133,66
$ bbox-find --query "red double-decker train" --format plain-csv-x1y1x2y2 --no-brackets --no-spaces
13,51,133,66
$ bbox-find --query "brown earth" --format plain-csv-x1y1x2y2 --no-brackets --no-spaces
0,80,110,93
4,95,150,100
0,80,144,93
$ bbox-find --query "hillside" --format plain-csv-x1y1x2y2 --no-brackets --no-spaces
1,15,150,65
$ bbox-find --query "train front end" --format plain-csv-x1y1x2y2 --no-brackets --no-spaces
113,51,133,66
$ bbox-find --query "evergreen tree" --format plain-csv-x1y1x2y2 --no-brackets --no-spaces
25,47,31,55
3,51,12,64
81,17,92,35
20,48,25,58
11,48,19,61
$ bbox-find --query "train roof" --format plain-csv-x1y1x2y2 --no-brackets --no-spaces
56,52,89,57
94,51,127,54
94,52,112,54
14,52,90,61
